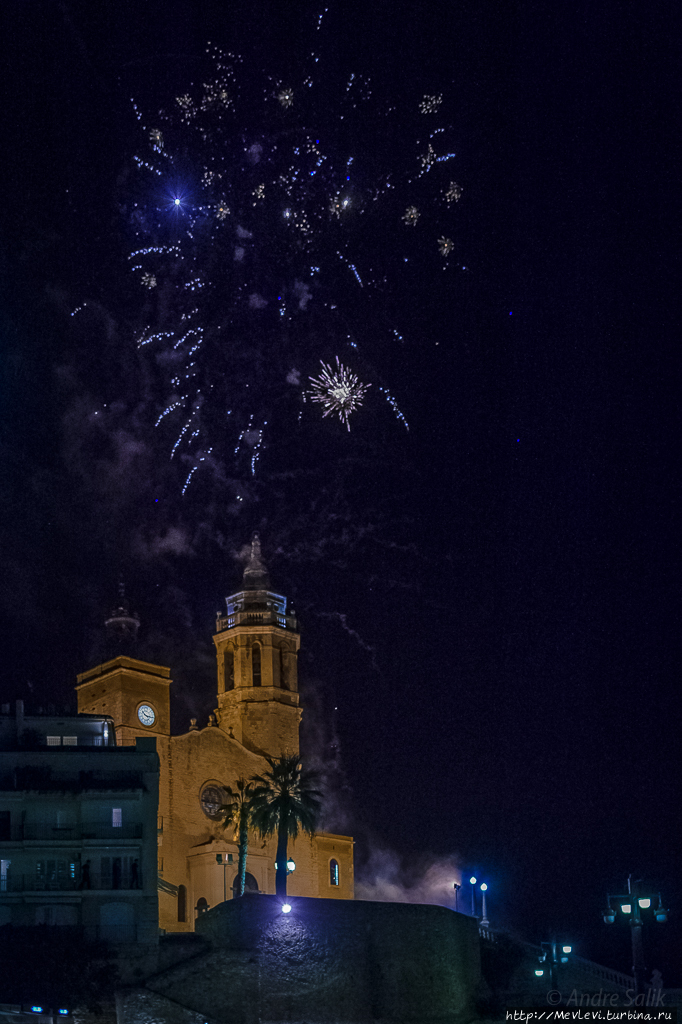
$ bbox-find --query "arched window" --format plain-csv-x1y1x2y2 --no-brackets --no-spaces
177,884,187,923
329,859,339,886
279,647,288,690
195,896,209,918
252,644,261,687
224,647,234,692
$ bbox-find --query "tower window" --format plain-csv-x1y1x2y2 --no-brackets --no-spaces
330,859,339,886
279,647,288,690
224,647,234,692
112,808,122,827
177,884,187,923
252,644,261,687
46,736,61,746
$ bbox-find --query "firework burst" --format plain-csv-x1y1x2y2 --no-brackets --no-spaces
307,357,371,431
124,27,464,490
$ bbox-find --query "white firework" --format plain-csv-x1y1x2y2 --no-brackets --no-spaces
445,181,463,203
419,94,443,114
307,357,371,431
402,205,420,226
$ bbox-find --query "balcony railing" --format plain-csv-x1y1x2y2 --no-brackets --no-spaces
1,823,142,842
216,610,297,632
1,872,144,893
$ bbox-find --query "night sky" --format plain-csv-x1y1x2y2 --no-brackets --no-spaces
2,0,680,983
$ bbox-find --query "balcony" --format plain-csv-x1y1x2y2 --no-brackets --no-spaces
1,823,143,843
216,610,297,632
1,871,144,893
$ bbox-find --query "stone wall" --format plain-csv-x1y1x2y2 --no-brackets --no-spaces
117,895,482,1024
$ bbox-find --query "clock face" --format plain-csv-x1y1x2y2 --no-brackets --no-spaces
200,786,225,820
137,704,156,727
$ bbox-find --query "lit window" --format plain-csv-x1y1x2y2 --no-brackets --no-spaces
93,737,102,747
112,808,122,827
47,736,61,746
330,859,339,886
62,736,77,746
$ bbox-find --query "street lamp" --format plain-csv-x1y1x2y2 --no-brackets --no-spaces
469,876,477,915
453,882,461,912
603,875,669,995
538,940,573,989
215,854,228,902
480,883,490,928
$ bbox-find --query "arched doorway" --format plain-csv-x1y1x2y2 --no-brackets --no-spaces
231,871,259,896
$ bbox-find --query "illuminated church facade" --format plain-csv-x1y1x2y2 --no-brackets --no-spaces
75,535,354,933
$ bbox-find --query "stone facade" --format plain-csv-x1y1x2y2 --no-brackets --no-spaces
76,537,354,933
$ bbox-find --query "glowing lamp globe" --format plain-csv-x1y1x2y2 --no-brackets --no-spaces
535,970,544,977
480,883,488,892
469,876,477,885
603,908,616,924
638,898,651,909
287,858,296,872
620,903,632,914
655,907,668,923
562,946,572,954
281,903,292,914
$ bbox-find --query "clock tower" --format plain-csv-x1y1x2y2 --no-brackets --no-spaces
213,533,301,757
75,594,171,745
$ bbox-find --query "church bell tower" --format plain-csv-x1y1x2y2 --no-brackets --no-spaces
213,534,301,757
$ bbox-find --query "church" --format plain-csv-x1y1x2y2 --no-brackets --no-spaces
75,534,354,932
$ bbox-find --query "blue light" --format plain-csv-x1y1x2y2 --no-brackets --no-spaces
282,903,292,913
509,311,512,315
174,197,181,206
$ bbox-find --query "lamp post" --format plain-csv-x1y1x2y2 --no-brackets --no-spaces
453,882,461,912
538,940,572,989
469,876,477,915
215,853,227,902
603,875,668,995
480,883,489,928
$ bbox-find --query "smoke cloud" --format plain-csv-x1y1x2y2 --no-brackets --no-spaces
355,846,463,909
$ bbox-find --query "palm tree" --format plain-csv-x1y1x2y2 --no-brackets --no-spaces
249,754,323,897
219,777,256,898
